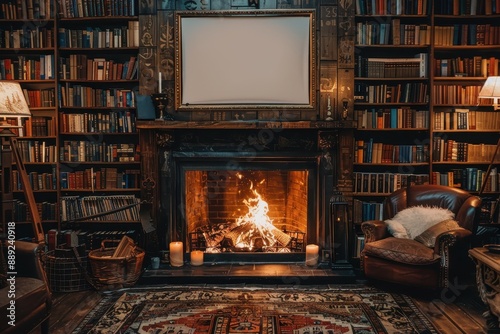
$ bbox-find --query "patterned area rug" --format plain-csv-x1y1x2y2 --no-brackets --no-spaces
73,285,438,334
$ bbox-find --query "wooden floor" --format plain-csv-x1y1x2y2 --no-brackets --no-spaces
30,274,493,334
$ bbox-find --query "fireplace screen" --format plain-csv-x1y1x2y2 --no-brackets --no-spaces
185,170,308,253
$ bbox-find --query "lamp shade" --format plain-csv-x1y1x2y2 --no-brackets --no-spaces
478,76,500,109
0,81,31,117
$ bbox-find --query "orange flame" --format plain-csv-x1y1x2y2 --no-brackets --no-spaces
234,180,278,250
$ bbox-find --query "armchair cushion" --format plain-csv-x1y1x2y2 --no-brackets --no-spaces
414,219,461,247
363,237,440,265
385,206,455,239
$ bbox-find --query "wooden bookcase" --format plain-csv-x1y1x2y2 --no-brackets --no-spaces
0,0,142,246
0,0,59,237
353,0,500,258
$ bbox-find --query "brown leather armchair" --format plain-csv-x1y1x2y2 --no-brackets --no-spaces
360,185,482,290
0,240,52,334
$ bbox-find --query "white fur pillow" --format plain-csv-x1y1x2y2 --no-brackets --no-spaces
385,206,455,239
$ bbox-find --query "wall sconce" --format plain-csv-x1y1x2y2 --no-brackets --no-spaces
478,76,500,109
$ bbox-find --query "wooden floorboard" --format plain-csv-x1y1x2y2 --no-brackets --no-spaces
49,290,103,334
33,280,490,334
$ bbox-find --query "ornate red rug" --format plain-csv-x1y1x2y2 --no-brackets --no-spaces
73,285,438,333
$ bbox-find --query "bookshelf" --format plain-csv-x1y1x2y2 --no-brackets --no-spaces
353,1,432,260
0,0,59,236
57,6,141,233
0,0,141,244
353,0,500,258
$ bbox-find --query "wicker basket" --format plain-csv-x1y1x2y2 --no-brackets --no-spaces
44,247,90,292
88,240,145,290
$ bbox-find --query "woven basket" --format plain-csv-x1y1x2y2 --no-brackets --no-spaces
88,240,145,290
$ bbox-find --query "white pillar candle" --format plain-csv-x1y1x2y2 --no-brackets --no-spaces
190,250,204,266
158,71,162,93
169,241,184,267
305,244,319,267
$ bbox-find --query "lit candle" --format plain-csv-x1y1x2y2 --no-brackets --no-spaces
169,241,183,267
190,250,204,266
305,244,319,267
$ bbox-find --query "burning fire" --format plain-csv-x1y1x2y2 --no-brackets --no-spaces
233,182,277,250
228,175,291,251
199,175,293,253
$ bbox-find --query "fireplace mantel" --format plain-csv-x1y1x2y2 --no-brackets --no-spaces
137,120,356,130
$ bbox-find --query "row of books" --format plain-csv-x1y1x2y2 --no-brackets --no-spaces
23,88,56,108
46,229,139,251
434,24,500,46
356,54,427,78
355,108,429,129
60,195,141,222
431,167,498,192
0,27,54,49
57,0,137,18
59,141,139,162
60,168,140,190
355,139,429,164
352,199,384,224
58,85,136,108
0,55,55,80
433,109,499,131
59,111,136,134
0,0,55,20
59,55,138,81
17,140,57,163
435,0,500,15
434,56,499,78
432,138,499,163
355,0,429,15
432,84,486,105
354,172,430,194
355,82,429,104
11,200,57,222
356,21,431,46
21,116,56,137
12,169,57,191
354,235,366,258
58,22,139,48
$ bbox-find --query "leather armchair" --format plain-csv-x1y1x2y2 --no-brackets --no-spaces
0,240,52,334
360,185,482,290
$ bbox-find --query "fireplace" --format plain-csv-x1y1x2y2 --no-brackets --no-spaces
139,125,341,264
181,158,316,256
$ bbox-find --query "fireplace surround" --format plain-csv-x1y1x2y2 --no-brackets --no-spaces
138,122,347,266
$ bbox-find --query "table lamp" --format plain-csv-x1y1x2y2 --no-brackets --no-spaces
477,77,500,225
0,81,44,244
0,81,31,133
478,76,500,110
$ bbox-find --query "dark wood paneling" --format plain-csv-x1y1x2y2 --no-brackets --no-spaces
319,61,338,121
320,6,338,61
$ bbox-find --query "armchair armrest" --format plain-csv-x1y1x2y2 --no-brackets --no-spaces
9,241,48,284
433,227,472,254
361,220,391,242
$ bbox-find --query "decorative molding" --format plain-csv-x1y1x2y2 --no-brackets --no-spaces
157,132,174,147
